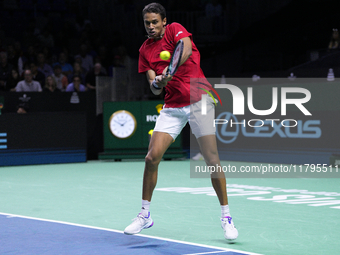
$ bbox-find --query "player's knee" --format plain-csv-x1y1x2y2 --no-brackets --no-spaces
203,151,219,166
206,159,220,166
145,154,161,167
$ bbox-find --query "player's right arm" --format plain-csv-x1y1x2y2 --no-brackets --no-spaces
146,69,162,95
146,69,172,95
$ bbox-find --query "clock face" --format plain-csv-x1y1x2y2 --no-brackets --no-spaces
109,110,137,139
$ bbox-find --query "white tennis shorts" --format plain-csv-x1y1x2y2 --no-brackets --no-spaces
153,98,216,139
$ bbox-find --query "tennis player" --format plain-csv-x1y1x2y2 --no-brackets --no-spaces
124,2,238,241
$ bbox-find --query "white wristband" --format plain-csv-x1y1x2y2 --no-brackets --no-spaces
152,79,161,90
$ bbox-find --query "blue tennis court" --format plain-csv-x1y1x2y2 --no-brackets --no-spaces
0,213,259,255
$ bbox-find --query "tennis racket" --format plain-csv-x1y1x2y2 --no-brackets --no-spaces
166,39,184,76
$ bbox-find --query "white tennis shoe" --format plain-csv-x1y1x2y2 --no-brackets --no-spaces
124,212,154,235
221,216,238,241
192,152,204,161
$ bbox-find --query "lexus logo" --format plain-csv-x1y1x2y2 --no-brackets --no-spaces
216,112,239,144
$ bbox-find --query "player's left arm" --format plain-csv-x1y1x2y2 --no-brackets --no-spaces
179,37,192,66
162,36,192,78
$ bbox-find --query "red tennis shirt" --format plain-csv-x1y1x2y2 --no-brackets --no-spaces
139,22,208,108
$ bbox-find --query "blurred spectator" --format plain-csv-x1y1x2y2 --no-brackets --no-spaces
15,69,42,92
42,46,54,65
85,63,106,90
18,56,25,76
14,41,24,59
205,0,222,17
6,44,19,68
205,0,223,34
26,45,37,63
75,15,93,35
52,65,68,91
116,45,131,67
53,52,73,76
79,26,95,46
97,45,111,71
43,75,61,92
85,40,97,60
14,41,24,74
108,45,131,76
37,26,55,49
113,55,125,67
37,52,53,78
93,56,107,75
75,44,93,72
30,62,46,87
328,28,340,50
108,55,125,77
74,55,83,67
18,45,36,75
6,68,21,91
66,75,86,92
68,61,86,84
0,52,14,91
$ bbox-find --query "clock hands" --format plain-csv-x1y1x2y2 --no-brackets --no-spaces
114,119,124,126
114,119,128,126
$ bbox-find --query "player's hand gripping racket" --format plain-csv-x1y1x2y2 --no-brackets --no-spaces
165,39,184,76
152,39,184,90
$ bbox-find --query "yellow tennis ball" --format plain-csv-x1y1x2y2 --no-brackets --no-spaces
160,51,171,60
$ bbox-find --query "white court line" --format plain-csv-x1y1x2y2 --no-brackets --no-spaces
183,251,229,255
0,212,263,255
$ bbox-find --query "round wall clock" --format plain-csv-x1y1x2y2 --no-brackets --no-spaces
109,110,137,139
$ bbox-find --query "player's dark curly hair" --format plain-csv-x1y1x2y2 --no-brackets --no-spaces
142,2,166,20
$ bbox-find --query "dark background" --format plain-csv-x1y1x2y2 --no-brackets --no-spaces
1,0,340,78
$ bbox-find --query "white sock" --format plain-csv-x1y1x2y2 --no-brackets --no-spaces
141,200,150,217
221,205,231,218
